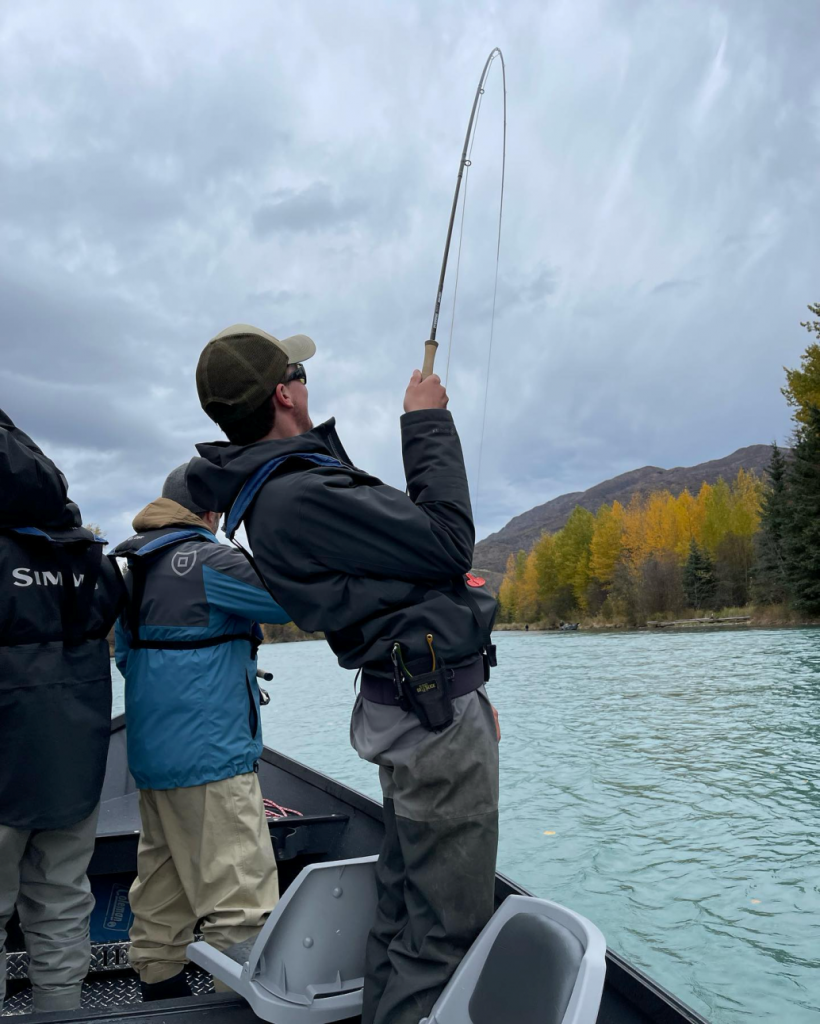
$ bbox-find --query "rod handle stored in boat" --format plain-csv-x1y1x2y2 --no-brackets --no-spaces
421,339,438,380
256,668,273,682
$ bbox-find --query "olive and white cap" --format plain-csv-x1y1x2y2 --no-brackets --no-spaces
196,323,315,427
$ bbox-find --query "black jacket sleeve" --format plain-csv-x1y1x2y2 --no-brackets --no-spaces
291,409,474,581
0,409,68,528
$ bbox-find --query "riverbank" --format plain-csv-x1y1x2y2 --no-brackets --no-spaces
261,623,323,643
494,603,820,632
107,607,820,654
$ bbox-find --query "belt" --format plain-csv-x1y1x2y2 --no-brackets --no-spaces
361,655,485,706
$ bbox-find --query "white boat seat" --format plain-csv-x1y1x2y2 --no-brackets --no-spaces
187,855,378,1024
420,895,606,1024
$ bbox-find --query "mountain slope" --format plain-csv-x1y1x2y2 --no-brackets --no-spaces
474,444,774,579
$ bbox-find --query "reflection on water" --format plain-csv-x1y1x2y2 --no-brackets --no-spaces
112,627,820,1023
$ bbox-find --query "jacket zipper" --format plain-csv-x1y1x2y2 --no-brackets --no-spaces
245,671,259,739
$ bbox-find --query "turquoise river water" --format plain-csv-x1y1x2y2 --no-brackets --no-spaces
113,627,820,1023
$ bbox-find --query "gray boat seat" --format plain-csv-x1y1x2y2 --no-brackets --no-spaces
187,855,377,1024
421,895,606,1024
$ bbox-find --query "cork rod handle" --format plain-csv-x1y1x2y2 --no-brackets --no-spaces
421,340,439,380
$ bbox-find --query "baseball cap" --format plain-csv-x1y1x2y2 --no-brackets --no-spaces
196,323,316,426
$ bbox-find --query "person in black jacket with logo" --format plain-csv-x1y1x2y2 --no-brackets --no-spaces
188,325,501,1024
0,409,122,1013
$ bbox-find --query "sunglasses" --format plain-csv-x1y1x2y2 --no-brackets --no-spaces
283,363,307,386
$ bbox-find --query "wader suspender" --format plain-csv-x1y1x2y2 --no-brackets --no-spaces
221,455,498,682
227,534,280,610
222,451,345,612
126,538,260,658
55,540,103,646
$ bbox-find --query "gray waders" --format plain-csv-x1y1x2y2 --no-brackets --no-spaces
351,685,499,1024
0,807,99,1012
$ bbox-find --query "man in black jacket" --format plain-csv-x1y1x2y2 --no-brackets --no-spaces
188,324,500,1024
0,410,122,1013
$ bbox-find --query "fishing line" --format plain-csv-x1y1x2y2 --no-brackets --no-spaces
420,48,507,519
422,48,505,380
444,87,486,388
443,170,469,389
474,59,507,513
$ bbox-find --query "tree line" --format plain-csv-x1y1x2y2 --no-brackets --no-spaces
498,302,820,625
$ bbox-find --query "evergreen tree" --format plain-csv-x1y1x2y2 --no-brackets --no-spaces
683,540,716,609
783,404,820,612
753,443,790,604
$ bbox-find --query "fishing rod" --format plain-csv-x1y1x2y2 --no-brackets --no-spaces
421,47,507,381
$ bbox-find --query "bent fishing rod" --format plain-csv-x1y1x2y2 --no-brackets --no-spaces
421,47,507,381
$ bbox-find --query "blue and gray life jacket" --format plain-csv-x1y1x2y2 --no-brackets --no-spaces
114,516,289,791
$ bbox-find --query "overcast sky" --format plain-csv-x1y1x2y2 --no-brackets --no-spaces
2,0,819,545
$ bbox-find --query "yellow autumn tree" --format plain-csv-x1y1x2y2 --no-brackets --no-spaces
620,492,649,575
701,478,733,555
517,549,541,622
497,553,518,622
590,501,624,589
530,532,559,613
643,491,682,559
782,307,820,426
672,489,704,559
553,507,595,609
730,468,763,538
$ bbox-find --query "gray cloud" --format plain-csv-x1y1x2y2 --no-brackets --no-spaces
253,183,366,236
1,0,819,546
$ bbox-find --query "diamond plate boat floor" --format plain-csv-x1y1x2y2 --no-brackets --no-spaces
1,963,214,1017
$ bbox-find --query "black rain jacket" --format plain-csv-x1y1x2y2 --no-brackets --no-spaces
0,409,123,829
187,410,496,677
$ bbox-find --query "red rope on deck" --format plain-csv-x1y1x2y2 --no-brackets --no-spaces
263,798,303,819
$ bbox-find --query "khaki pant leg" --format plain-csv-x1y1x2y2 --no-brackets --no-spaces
156,773,279,952
0,825,30,1012
16,808,99,1012
128,791,197,985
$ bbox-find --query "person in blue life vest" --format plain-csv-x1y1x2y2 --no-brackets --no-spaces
186,325,501,1024
0,408,123,1013
113,465,290,1001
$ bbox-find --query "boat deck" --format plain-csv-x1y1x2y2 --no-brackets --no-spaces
4,985,360,1024
2,959,214,1017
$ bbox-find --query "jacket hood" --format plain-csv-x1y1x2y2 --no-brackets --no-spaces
0,407,76,529
112,498,213,557
187,418,352,514
132,498,209,533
